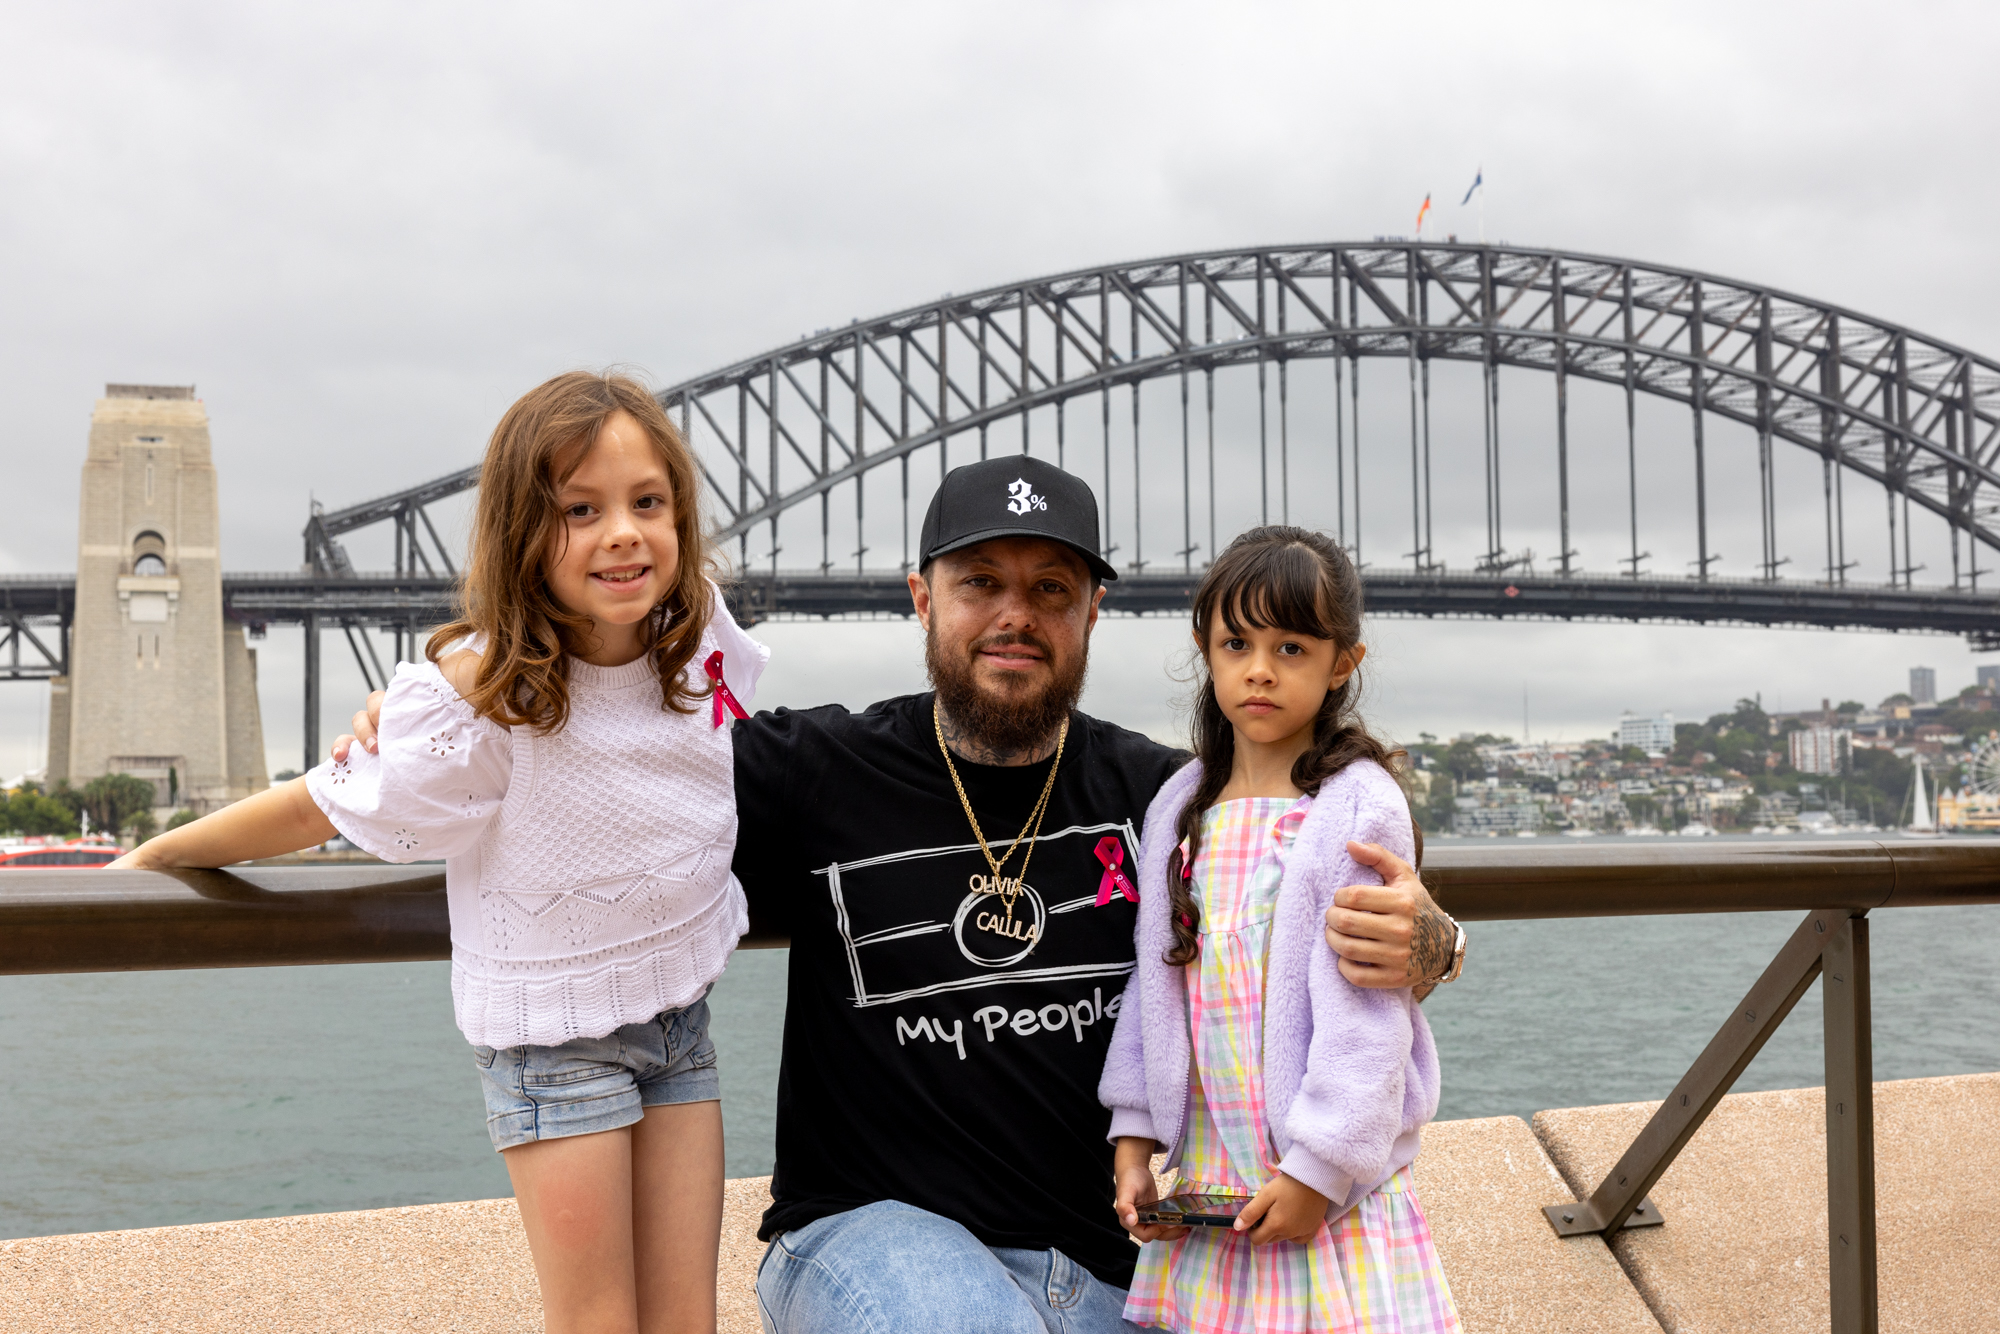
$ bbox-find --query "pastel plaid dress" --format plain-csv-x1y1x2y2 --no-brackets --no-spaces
1124,796,1460,1334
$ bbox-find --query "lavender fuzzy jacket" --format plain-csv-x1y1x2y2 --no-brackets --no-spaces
1095,758,1441,1213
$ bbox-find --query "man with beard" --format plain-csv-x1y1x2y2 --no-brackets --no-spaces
729,457,1459,1334
335,456,1458,1333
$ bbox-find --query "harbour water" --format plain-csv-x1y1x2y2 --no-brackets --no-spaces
1,903,1994,1241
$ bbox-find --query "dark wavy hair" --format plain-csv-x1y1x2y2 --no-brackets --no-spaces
1164,526,1406,966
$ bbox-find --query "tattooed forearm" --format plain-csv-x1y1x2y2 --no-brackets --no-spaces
1407,901,1455,986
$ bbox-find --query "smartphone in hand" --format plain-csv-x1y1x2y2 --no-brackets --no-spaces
1134,1192,1251,1229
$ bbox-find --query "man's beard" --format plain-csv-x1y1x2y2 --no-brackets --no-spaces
926,624,1087,759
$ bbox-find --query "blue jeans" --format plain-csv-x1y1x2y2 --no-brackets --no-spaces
755,1199,1143,1334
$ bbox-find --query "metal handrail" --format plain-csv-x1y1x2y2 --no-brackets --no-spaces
4,840,1996,1334
0,864,449,975
1421,837,2000,918
4,840,1994,975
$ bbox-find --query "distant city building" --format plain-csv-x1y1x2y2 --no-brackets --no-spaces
1481,741,1577,779
1789,726,1850,776
1453,802,1541,835
1910,666,1936,704
1978,664,2000,692
1759,791,1801,824
1617,712,1675,753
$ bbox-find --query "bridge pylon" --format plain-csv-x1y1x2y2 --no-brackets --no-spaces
51,385,268,814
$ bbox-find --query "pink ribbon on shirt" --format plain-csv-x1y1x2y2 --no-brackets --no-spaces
1093,836,1139,906
705,651,748,728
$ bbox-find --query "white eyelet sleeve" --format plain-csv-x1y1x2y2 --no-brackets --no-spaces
303,662,512,863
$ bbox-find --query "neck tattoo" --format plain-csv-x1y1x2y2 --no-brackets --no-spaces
933,701,1062,767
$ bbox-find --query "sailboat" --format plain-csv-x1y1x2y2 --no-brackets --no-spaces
1902,754,1943,840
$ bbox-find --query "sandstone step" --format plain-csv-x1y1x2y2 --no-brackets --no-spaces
1414,1115,1663,1333
1533,1071,2000,1334
6,1075,1991,1332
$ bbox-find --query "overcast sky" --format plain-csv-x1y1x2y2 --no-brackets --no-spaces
4,0,1998,780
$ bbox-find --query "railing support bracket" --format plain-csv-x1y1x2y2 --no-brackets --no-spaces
1542,1195,1665,1236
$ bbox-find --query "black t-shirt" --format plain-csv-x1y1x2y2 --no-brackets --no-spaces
731,692,1188,1286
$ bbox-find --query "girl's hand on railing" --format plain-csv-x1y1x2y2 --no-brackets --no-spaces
1234,1172,1331,1246
1112,1137,1187,1243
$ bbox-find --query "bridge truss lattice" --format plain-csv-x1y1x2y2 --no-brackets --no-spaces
666,242,2000,593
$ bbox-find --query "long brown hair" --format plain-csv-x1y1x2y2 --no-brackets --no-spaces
1164,526,1405,966
427,371,715,732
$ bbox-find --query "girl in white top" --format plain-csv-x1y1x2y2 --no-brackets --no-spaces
113,371,767,1334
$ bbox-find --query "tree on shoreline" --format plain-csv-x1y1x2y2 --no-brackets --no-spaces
76,774,157,838
0,784,80,837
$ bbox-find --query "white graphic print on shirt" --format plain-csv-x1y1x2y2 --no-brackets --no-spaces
814,819,1139,1008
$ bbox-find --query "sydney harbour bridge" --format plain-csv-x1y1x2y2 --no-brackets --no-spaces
5,241,2000,769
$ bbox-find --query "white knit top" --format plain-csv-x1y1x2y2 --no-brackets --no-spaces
305,586,768,1050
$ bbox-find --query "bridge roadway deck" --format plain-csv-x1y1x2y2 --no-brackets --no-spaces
728,568,2000,637
6,566,2000,653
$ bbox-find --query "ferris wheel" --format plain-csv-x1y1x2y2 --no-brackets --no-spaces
1966,732,2000,796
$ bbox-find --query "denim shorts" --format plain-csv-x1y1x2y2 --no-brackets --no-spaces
471,994,720,1152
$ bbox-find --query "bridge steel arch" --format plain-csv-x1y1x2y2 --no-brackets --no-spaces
658,242,2000,595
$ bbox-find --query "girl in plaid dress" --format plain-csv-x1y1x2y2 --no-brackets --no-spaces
1097,526,1460,1333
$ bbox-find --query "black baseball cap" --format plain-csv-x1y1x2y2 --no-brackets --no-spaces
918,456,1119,582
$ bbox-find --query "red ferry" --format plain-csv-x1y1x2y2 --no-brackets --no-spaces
0,840,123,867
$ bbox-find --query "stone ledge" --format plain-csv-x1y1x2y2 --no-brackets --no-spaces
1533,1071,2000,1334
0,1179,771,1334
9,1077,1993,1333
0,1197,541,1334
0,1126,1654,1333
1413,1116,1662,1333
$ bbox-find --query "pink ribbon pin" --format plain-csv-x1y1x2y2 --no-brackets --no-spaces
705,651,749,728
1093,836,1139,907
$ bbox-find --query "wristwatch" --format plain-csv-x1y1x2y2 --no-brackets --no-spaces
1432,922,1467,985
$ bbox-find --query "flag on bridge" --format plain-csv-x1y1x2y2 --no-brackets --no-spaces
1461,169,1483,206
1415,193,1431,236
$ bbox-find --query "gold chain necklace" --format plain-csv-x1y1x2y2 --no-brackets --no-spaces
934,700,1068,913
